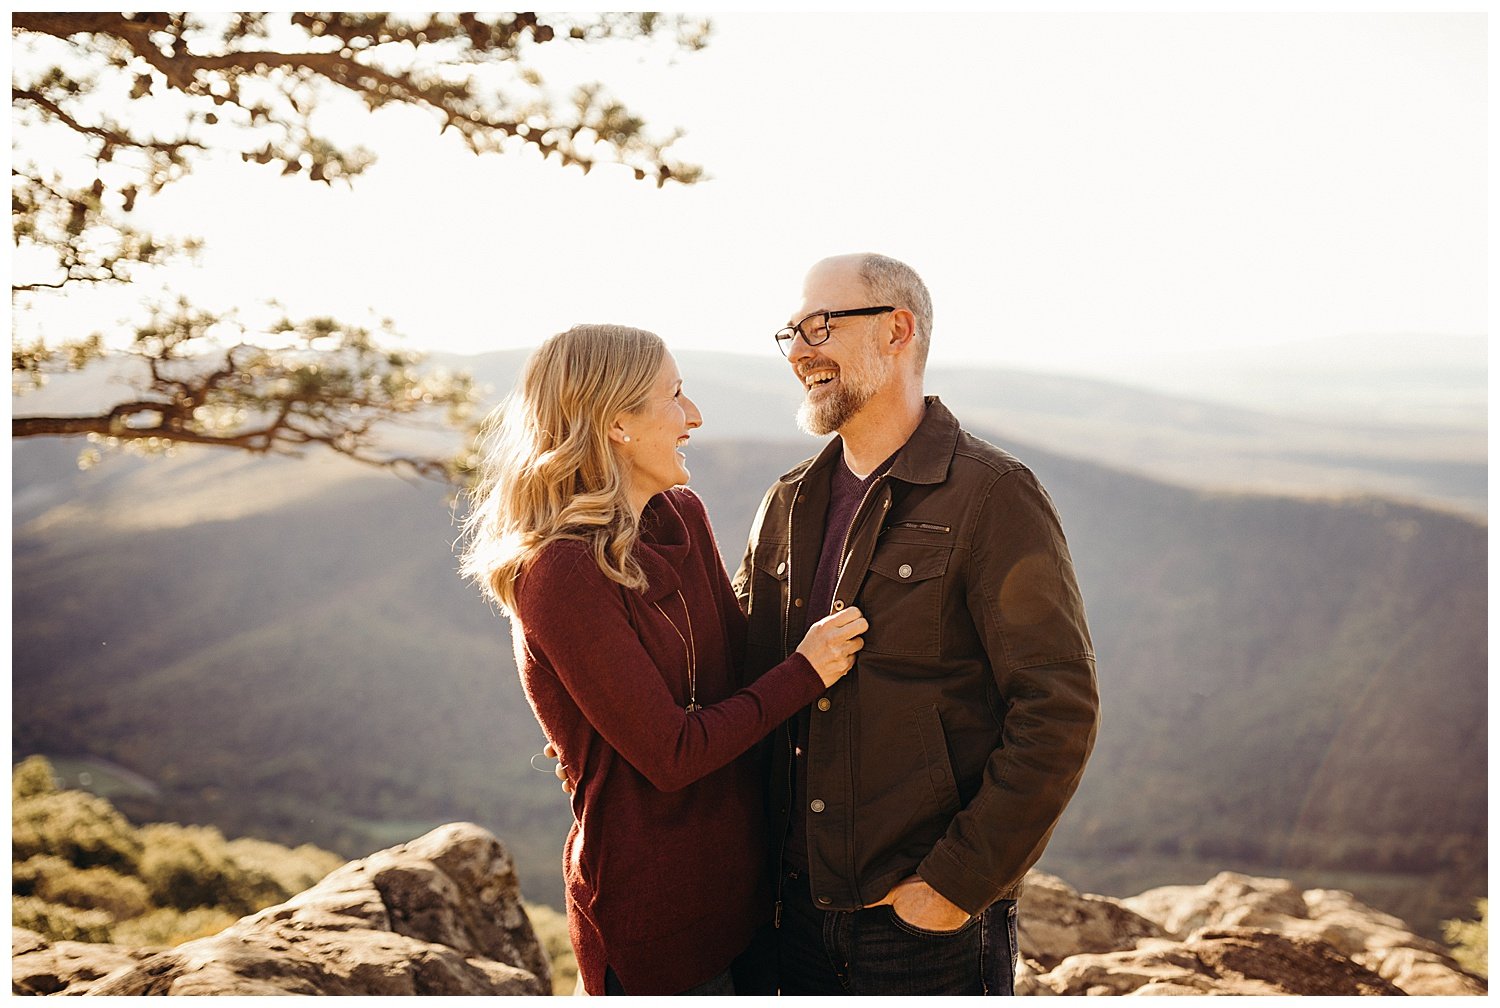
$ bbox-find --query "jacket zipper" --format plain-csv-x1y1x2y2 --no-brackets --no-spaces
830,475,888,607
774,480,801,928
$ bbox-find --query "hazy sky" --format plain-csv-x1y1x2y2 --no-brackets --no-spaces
22,11,1488,378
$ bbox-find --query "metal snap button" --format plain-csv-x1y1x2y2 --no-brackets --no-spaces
810,799,825,813
794,598,804,608
832,600,845,611
776,561,787,576
817,698,831,712
898,563,913,579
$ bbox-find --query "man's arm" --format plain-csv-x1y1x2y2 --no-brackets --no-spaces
915,467,1099,916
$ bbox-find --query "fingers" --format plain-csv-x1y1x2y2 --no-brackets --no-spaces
828,605,863,627
543,741,558,759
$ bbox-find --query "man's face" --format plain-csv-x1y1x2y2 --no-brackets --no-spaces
788,261,893,437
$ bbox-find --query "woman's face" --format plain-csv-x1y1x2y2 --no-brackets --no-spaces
616,352,703,508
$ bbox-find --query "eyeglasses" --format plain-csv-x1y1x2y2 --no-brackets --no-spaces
774,306,894,357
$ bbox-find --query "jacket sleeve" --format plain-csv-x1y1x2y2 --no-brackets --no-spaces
916,467,1100,913
516,543,822,794
732,482,779,613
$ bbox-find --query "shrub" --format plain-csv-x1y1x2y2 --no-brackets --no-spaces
12,895,114,943
137,823,261,913
13,755,59,800
524,901,577,995
13,855,151,919
224,836,343,899
1443,898,1487,978
12,789,143,872
111,906,240,948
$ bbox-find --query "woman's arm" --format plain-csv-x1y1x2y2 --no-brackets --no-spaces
516,543,823,793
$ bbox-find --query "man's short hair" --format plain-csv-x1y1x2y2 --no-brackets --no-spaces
857,254,933,371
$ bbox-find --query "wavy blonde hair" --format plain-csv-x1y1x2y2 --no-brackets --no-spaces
460,324,666,613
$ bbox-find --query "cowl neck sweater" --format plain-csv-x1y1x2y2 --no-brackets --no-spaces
512,488,823,995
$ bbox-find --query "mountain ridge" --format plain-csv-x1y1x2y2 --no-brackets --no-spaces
10,406,1484,940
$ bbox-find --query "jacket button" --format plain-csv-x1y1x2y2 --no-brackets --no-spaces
816,698,831,712
832,600,845,611
794,598,804,608
817,896,832,905
809,799,825,813
898,564,913,579
776,561,787,575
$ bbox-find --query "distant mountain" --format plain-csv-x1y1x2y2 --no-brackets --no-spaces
1091,332,1486,430
15,347,1484,516
11,392,1485,940
446,348,1486,518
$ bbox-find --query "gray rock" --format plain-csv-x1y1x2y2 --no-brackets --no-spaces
11,928,156,996
65,823,549,996
1019,872,1168,969
1036,927,1405,996
1117,871,1484,996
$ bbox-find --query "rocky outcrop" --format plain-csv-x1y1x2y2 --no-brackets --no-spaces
13,823,550,997
11,929,157,996
1020,870,1485,996
13,833,1483,997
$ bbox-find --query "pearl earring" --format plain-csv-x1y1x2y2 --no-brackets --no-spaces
623,436,631,443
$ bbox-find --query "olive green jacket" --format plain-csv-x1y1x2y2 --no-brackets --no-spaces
733,397,1099,915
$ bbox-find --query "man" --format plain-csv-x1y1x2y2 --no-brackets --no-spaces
732,253,1099,996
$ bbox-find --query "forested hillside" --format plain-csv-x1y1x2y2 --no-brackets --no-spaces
11,408,1486,939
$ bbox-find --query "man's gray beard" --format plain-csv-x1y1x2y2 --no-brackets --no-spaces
798,370,876,432
797,380,872,437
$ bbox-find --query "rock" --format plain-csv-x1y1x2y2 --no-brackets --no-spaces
1118,871,1483,996
1123,871,1308,937
1013,956,1056,996
1037,928,1404,996
73,823,550,996
11,928,156,996
1019,872,1168,968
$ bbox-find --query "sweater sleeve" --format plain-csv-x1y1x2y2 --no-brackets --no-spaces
516,542,823,793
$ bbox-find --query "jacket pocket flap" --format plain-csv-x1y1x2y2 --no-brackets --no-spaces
754,546,790,581
868,544,949,585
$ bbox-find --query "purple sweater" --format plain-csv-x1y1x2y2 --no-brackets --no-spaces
511,488,824,995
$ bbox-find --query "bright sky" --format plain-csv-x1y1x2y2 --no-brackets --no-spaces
16,11,1489,378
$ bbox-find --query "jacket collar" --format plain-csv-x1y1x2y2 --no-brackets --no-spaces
778,396,959,487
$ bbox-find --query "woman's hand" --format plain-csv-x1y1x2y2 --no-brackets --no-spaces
795,606,868,687
543,741,574,795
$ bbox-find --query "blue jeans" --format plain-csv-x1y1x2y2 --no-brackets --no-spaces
777,869,1018,995
603,965,734,996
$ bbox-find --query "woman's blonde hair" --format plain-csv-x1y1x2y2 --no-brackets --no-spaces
460,324,666,614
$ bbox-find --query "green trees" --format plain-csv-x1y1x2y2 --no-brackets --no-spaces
12,13,705,479
11,756,343,946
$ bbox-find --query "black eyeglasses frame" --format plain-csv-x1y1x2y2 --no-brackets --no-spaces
773,305,895,356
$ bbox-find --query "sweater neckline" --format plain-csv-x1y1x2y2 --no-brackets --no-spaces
635,491,691,602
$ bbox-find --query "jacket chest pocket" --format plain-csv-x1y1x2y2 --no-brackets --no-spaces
858,542,950,657
746,542,789,648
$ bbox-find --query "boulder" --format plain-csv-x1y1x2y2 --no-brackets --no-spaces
1036,928,1405,996
11,928,156,996
38,823,550,996
1096,871,1483,996
1019,872,1168,968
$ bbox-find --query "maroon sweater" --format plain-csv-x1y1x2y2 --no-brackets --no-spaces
511,488,824,995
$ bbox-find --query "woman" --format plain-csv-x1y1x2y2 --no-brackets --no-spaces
460,324,866,996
